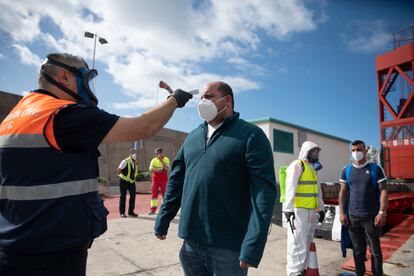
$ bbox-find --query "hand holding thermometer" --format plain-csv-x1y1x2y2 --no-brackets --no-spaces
159,80,199,95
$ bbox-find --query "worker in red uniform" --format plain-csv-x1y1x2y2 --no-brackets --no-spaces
148,148,170,215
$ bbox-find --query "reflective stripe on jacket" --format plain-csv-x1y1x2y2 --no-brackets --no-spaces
119,157,138,183
294,161,319,209
0,92,108,252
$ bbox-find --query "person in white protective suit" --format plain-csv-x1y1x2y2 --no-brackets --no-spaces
283,141,325,276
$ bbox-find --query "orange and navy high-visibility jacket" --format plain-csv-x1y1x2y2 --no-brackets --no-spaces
0,91,108,252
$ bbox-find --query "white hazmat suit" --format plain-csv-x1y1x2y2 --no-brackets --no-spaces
284,141,325,276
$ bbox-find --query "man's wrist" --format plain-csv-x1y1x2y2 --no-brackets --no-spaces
167,95,178,107
379,210,387,216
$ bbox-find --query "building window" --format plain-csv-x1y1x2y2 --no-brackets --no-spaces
273,129,294,153
298,129,307,147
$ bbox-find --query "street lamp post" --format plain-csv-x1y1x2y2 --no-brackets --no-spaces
84,32,108,69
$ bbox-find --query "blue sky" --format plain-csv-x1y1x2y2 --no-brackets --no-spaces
0,0,413,148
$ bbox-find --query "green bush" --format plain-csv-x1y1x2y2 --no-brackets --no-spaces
135,171,151,181
97,176,109,186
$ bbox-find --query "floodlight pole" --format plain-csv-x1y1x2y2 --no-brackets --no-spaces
92,34,97,69
84,32,107,69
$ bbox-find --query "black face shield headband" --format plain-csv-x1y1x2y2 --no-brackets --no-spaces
40,58,98,105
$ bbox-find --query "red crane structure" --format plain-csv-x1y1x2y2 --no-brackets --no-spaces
376,25,414,181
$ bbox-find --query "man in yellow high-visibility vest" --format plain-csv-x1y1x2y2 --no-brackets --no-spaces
148,148,170,215
117,148,139,218
283,141,325,276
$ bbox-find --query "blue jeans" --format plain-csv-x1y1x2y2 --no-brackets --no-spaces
179,240,248,276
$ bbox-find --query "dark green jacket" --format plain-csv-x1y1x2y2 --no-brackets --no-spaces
154,112,276,267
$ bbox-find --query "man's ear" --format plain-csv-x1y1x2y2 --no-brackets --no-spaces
225,95,232,106
57,69,71,86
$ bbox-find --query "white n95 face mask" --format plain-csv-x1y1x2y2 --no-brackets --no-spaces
351,151,364,161
197,97,226,122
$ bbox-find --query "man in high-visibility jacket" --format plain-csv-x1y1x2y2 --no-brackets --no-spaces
118,149,139,217
0,53,193,276
283,141,325,276
148,147,170,215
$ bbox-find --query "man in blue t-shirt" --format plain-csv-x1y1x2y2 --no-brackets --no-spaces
338,140,388,276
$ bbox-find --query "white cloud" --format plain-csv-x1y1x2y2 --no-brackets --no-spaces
0,53,4,60
228,57,249,65
114,97,157,109
12,44,43,68
277,66,288,73
228,57,268,76
341,20,392,53
0,0,42,41
0,0,322,108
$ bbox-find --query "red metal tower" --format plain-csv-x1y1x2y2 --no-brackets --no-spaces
376,26,414,180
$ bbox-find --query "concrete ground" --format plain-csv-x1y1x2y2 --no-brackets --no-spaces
383,235,414,276
88,191,414,276
87,213,349,276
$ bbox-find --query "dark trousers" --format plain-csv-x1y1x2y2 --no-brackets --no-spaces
0,246,88,276
348,215,383,276
119,179,136,214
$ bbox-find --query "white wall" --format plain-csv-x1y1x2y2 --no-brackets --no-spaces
306,132,349,183
258,122,349,184
268,122,301,183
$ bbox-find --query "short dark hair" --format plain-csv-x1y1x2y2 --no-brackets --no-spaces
155,147,163,153
351,140,366,148
216,82,234,107
38,53,87,88
129,148,136,154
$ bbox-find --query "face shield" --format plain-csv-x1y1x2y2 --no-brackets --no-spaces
76,67,98,105
40,58,99,106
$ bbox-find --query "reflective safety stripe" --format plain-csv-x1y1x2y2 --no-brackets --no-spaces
295,193,318,197
297,180,317,185
0,179,98,200
119,174,135,183
150,199,158,207
0,134,49,148
294,160,318,208
119,158,137,183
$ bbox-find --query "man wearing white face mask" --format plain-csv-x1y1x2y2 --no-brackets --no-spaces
118,148,139,218
338,140,388,276
155,81,276,275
